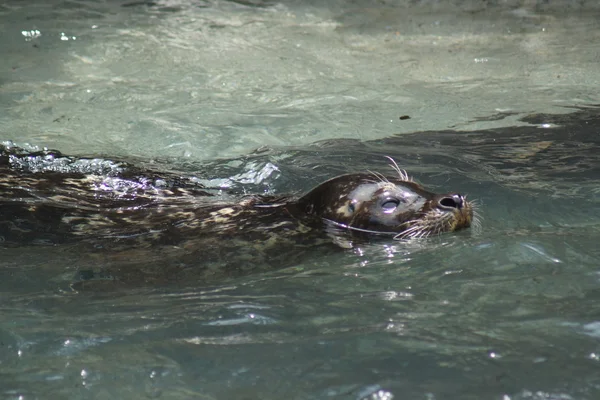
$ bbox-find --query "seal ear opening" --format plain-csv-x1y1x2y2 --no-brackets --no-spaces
304,203,315,214
294,184,332,217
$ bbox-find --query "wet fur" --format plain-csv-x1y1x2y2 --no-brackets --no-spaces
0,144,475,285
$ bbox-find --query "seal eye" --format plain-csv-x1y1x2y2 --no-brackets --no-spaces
381,198,400,213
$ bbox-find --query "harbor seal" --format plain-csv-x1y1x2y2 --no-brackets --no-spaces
0,144,475,284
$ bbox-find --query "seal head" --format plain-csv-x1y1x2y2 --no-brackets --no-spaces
294,173,473,239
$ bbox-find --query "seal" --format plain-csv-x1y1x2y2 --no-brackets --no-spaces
294,161,474,241
0,144,475,285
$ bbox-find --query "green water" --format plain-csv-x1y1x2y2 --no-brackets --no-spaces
1,1,600,399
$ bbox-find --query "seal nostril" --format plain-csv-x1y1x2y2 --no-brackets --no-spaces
439,194,463,209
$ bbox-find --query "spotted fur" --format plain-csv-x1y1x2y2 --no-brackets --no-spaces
0,144,476,285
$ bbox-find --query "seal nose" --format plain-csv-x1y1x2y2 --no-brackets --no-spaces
438,194,464,210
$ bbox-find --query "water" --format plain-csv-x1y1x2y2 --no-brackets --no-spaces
1,0,600,399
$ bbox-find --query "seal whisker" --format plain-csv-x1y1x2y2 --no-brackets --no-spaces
394,208,464,240
394,223,427,240
468,198,481,207
384,156,411,182
471,208,483,234
367,170,389,184
393,225,419,239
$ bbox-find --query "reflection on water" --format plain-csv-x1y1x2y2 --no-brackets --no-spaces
1,106,600,399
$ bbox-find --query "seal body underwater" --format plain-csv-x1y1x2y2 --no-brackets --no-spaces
0,144,475,285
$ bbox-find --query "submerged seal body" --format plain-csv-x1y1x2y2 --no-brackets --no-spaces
0,144,475,284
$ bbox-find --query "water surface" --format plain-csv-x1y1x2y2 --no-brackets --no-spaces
1,1,600,399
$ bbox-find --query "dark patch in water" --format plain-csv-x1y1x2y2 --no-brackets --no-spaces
225,0,274,8
121,1,157,7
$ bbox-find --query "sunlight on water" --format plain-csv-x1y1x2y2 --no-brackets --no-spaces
2,0,600,159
